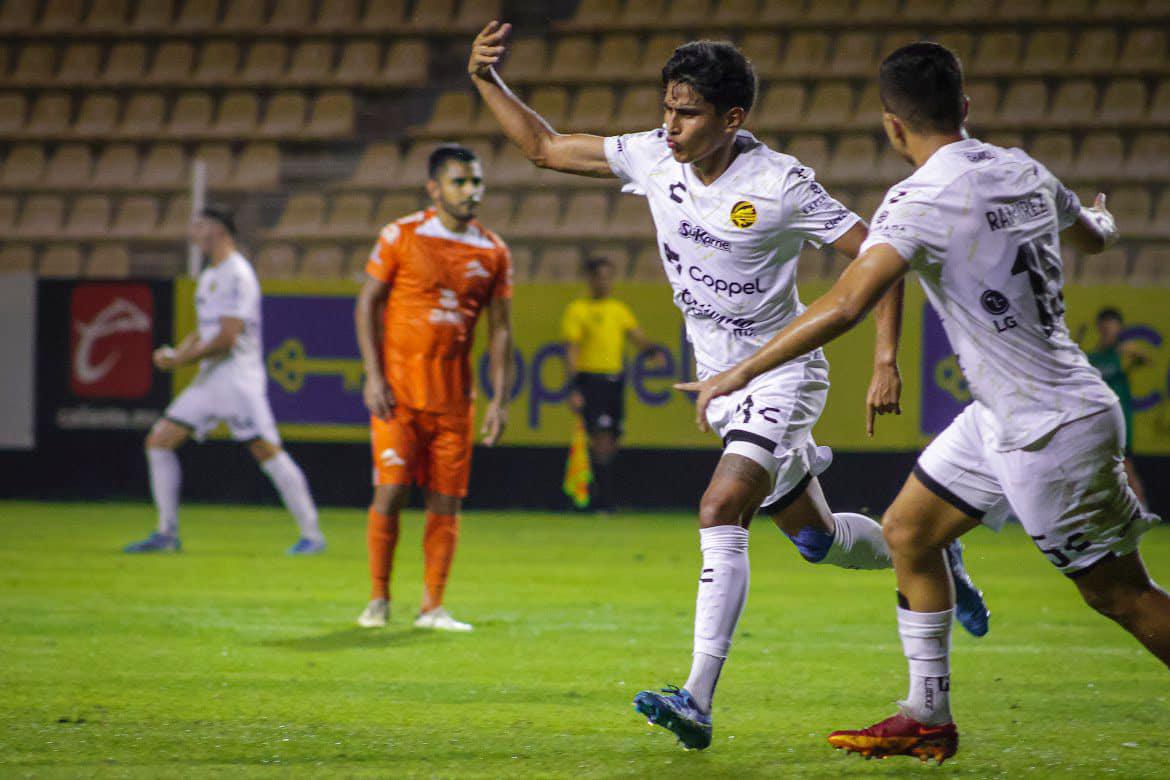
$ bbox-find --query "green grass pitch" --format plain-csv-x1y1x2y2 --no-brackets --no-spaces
2,501,1167,777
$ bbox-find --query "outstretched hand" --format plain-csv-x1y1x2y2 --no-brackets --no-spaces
469,20,512,78
865,363,902,437
1086,192,1119,248
673,367,751,433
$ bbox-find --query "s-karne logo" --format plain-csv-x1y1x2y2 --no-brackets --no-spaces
70,284,154,398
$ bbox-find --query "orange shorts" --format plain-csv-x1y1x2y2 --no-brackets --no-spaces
370,405,474,498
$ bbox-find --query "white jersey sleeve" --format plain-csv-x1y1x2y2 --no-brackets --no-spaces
776,164,861,247
860,187,946,264
604,129,671,195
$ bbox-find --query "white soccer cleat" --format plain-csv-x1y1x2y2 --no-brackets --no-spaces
413,607,473,632
357,598,389,628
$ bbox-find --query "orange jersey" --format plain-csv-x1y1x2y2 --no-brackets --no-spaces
366,208,512,415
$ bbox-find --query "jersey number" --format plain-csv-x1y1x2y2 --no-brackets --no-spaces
1011,239,1065,338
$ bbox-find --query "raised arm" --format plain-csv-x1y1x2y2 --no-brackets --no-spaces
469,21,614,177
355,275,394,420
1062,192,1119,255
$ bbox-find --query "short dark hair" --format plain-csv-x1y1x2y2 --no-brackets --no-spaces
879,41,966,133
584,256,614,275
200,203,236,237
662,40,757,115
428,143,478,180
1097,307,1123,324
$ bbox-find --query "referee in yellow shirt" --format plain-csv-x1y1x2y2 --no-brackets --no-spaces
563,256,659,512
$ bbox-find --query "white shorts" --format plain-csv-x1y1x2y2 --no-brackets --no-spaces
915,402,1156,576
165,369,281,444
704,354,834,514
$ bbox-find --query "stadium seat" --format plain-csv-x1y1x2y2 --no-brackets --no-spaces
1150,80,1170,122
1,145,46,189
409,0,455,30
783,135,831,175
1118,29,1167,72
212,92,259,138
984,131,1024,149
0,195,17,234
879,28,926,57
948,0,988,20
0,243,35,273
902,0,950,21
194,41,240,85
1130,244,1170,285
158,195,192,239
58,44,102,85
41,0,85,31
418,91,476,137
804,82,854,130
961,81,1000,127
738,33,782,79
1049,79,1097,125
304,92,353,138
103,42,148,84
137,144,185,189
568,0,620,27
548,36,597,84
74,93,120,137
273,193,327,237
475,192,514,233
324,193,373,237
221,0,267,30
1124,132,1170,181
781,32,830,78
11,44,56,85
614,85,665,131
65,195,112,238
45,145,93,189
827,135,878,185
0,93,27,135
92,144,140,189
167,92,214,138
492,144,540,187
131,0,173,30
336,41,380,84
147,42,195,84
362,0,408,30
119,92,166,138
609,199,654,239
753,84,807,132
503,37,549,83
86,0,129,29
665,0,711,24
1152,190,1170,237
972,31,1023,77
0,0,36,32
1021,29,1071,74
560,193,610,238
393,144,434,189
242,41,289,84
637,34,684,80
565,87,616,133
25,93,72,138
851,83,883,127
40,245,84,277
340,143,400,189
504,244,533,281
1109,186,1152,235
876,145,913,183
301,245,345,278
994,0,1046,19
931,32,974,67
527,87,570,131
452,0,499,32
230,144,280,190
256,244,299,278
268,0,314,32
827,32,878,77
1076,247,1128,283
535,246,583,282
382,39,428,86
1031,132,1075,179
287,42,333,84
618,0,668,28
595,34,640,80
174,0,218,32
316,0,360,30
589,243,632,277
512,192,562,238
110,195,161,237
1074,132,1124,181
1070,29,1118,73
86,244,132,278
1098,79,1147,124
712,0,758,24
373,193,423,226
999,80,1049,127
260,91,307,137
758,0,806,23
192,143,233,188
628,244,663,281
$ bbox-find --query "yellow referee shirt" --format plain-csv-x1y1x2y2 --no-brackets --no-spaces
562,297,638,375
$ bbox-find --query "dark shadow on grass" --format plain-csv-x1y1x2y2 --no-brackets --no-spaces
260,627,441,652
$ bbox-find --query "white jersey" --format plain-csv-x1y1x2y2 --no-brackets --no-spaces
604,129,860,376
861,138,1117,451
193,250,265,385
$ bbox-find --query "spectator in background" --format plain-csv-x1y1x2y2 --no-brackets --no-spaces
1088,307,1148,508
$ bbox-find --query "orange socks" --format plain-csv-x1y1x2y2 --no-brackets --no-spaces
367,507,400,600
422,512,459,612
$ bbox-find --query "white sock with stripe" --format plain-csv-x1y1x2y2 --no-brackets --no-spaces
685,524,750,713
147,447,181,536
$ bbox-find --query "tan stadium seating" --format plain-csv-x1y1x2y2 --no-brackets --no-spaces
855,188,889,222
511,192,562,238
560,193,610,236
41,0,85,32
192,143,233,188
712,0,758,25
362,0,408,30
137,144,186,189
58,44,102,85
383,39,428,86
221,0,267,30
287,42,334,84
345,245,371,277
2,145,46,189
666,0,711,25
342,142,400,189
212,92,260,137
999,80,1048,127
373,193,423,227
753,84,806,132
614,85,664,131
1150,81,1170,122
475,192,514,233
827,32,878,78
317,0,360,31
609,199,654,239
256,244,299,278
304,92,353,138
1130,245,1170,285
0,196,17,234
782,135,831,174
804,82,854,130
1125,132,1170,181
984,131,1025,149
194,42,240,85
453,0,500,32
881,30,926,58
394,144,435,189
273,194,327,237
851,83,883,127
503,38,548,83
492,144,540,187
86,244,132,278
25,93,72,138
131,0,173,30
242,42,289,84
0,0,36,32
827,135,878,185
964,81,1001,126
1021,29,1071,75
92,144,140,188
759,0,806,23
230,144,280,190
1031,132,1075,179
65,195,112,238
1048,79,1097,126
877,145,913,182
739,33,782,79
1075,132,1124,181
111,195,161,237
565,87,616,133
781,32,830,78
1071,29,1118,74
74,94,120,137
902,0,949,21
1109,186,1152,235
1153,191,1170,237
103,43,148,84
548,36,596,84
972,31,1022,77
1076,248,1128,283
1098,79,1147,125
268,0,314,32
931,33,974,68
619,0,668,28
45,145,93,189
588,244,632,277
0,93,27,135
409,0,455,30
148,42,195,84
418,91,475,136
504,245,533,281
324,193,373,237
119,93,166,138
994,0,1047,20
0,244,35,273
1118,29,1167,72
595,34,640,81
175,0,218,32
336,41,380,84
630,244,664,281
301,245,345,278
534,246,583,283
948,0,988,20
569,0,620,27
12,45,56,85
855,0,901,21
167,92,214,138
40,245,84,277
259,92,307,137
159,195,192,239
638,35,683,80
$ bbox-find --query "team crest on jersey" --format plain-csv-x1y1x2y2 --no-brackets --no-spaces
730,200,757,228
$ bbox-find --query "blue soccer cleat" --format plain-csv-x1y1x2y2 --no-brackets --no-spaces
287,537,327,555
123,532,181,553
633,685,712,750
946,539,989,637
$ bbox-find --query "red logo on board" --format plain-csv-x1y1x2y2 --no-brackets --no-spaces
69,284,154,398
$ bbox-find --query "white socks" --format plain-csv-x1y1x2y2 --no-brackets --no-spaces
897,605,953,725
260,451,323,542
147,447,181,535
686,524,750,713
820,513,892,570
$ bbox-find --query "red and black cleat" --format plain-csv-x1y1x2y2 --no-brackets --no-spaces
828,713,958,765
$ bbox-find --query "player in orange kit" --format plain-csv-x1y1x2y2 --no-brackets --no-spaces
354,143,514,632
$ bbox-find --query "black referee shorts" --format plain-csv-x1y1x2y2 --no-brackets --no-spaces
575,372,625,437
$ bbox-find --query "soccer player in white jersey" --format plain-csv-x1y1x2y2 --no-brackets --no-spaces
468,22,989,749
124,206,325,555
681,42,1168,763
